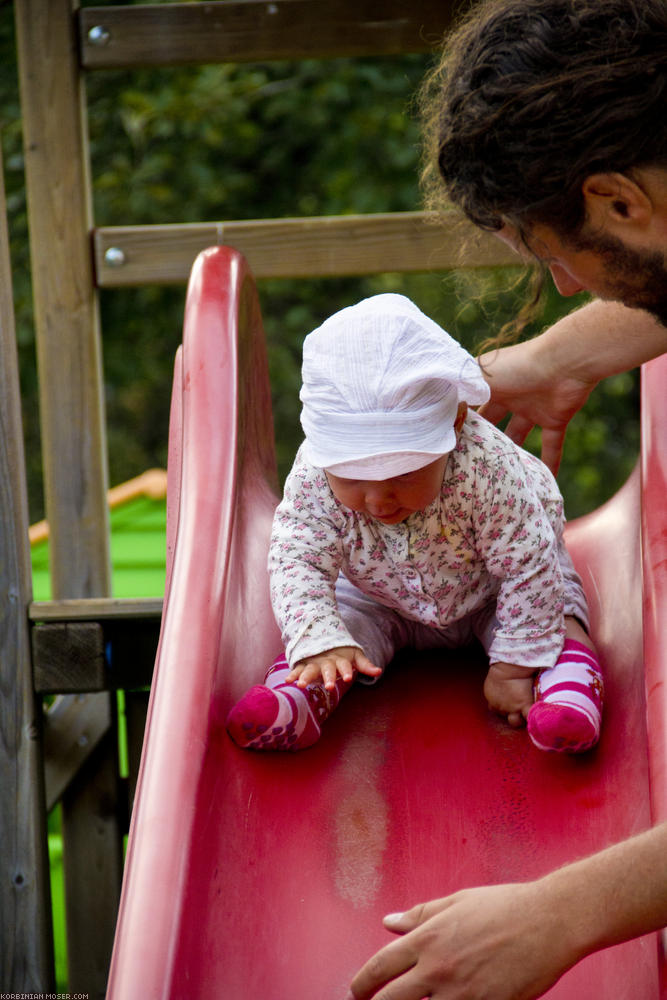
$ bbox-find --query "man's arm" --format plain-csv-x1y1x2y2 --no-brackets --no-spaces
478,301,667,474
349,822,667,1000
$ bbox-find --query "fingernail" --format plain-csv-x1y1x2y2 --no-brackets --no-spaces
384,911,405,923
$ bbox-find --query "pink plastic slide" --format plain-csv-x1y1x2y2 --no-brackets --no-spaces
107,247,666,999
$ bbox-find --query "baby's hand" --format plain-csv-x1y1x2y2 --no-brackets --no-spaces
484,661,535,728
287,646,382,691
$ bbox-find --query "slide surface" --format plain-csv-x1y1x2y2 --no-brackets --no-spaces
107,247,666,999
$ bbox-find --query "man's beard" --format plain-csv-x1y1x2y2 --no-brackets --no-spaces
568,228,667,328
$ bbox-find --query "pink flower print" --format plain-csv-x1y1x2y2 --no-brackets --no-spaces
588,671,604,702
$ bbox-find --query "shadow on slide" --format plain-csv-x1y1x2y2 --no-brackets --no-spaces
107,247,666,999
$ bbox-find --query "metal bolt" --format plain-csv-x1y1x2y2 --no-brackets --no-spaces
104,247,126,268
88,25,111,46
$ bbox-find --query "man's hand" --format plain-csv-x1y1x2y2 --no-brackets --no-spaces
348,882,577,1000
478,337,595,475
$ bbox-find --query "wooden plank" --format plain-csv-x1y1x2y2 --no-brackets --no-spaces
16,5,121,993
79,0,455,69
30,596,163,622
32,619,158,695
94,212,518,286
0,139,55,991
32,623,107,694
16,0,112,600
61,729,123,998
44,694,113,812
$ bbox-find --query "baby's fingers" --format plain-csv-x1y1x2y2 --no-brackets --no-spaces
287,662,319,687
352,650,383,679
289,646,375,691
322,652,358,689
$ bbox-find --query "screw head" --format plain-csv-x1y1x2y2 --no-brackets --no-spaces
88,25,111,46
104,247,126,268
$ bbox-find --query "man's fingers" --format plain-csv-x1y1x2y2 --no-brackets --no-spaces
384,898,454,933
539,427,567,476
349,940,418,1000
383,905,425,934
477,399,509,426
502,413,535,447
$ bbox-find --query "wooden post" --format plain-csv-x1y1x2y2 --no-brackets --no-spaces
15,1,122,995
0,147,54,989
14,0,110,596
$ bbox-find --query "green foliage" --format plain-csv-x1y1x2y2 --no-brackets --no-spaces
83,50,430,496
1,9,638,524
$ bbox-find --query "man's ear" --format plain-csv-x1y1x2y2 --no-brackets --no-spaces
582,172,653,232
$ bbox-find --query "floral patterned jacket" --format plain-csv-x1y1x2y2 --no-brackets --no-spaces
269,411,574,669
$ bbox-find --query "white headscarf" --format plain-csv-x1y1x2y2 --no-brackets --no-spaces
300,293,490,478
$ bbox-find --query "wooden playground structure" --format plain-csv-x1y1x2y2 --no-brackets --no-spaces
1,3,665,998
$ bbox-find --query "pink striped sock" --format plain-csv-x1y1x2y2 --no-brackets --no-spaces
226,655,353,751
527,639,604,754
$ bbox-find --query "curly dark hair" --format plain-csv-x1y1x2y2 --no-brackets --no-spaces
420,0,667,241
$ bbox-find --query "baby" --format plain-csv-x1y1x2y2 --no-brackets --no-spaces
227,294,603,753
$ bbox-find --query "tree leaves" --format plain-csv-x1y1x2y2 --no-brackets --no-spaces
0,18,638,521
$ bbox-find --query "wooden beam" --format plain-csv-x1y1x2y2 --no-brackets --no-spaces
94,212,518,286
0,138,55,992
43,694,113,813
16,0,111,600
61,728,123,994
32,618,159,695
79,0,455,69
30,597,163,622
16,5,120,991
32,623,107,694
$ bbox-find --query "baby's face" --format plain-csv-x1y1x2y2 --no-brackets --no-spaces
326,456,448,525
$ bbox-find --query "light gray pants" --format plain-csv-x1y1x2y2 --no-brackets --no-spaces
334,547,589,680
